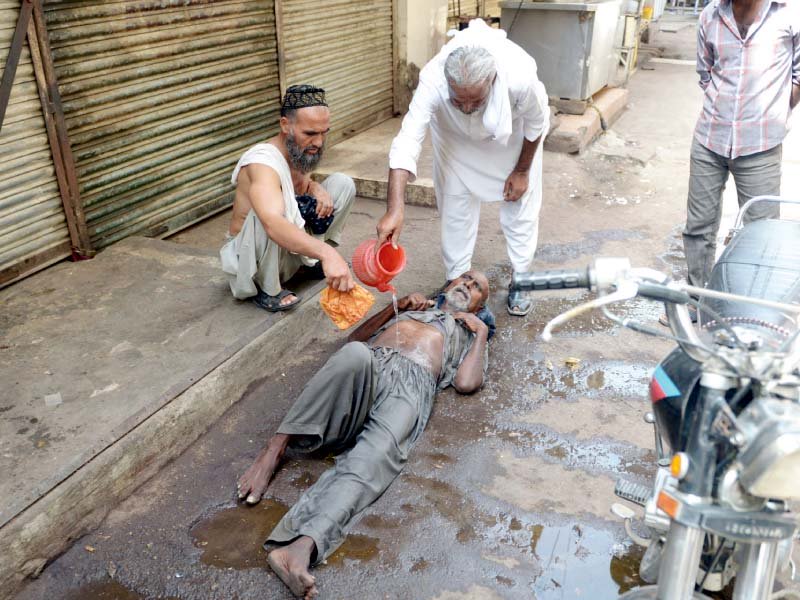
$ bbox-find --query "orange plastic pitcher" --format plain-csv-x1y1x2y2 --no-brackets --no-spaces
351,239,406,293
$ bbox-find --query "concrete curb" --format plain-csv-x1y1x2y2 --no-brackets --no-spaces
545,87,631,154
0,288,329,598
313,172,436,208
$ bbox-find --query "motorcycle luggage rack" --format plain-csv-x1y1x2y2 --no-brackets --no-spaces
725,196,800,244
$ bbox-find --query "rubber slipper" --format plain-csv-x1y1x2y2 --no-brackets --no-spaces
507,287,532,317
252,289,301,312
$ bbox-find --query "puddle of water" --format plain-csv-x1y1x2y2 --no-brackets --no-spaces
192,499,382,571
63,580,143,600
487,516,646,598
491,359,651,414
496,427,653,476
323,533,380,566
190,499,289,570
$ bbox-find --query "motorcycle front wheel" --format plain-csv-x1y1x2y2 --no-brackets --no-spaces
619,586,713,599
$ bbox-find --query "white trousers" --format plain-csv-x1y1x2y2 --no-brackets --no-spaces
435,148,542,280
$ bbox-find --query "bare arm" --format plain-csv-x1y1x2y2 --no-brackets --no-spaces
377,169,410,246
792,84,800,109
514,136,541,173
247,164,354,291
503,135,542,202
452,312,489,394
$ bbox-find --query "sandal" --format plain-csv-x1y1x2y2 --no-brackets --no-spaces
507,286,532,317
252,289,301,312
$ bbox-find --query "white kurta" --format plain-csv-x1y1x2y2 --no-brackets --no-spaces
389,19,550,279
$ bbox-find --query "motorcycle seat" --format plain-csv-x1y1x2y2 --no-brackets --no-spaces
702,219,800,335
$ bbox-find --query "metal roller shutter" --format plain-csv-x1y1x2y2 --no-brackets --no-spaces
42,0,282,250
279,0,394,143
0,1,71,287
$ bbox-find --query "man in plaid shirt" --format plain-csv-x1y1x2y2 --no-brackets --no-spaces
683,0,800,300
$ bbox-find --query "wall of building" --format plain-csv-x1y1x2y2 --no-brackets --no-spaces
394,0,449,113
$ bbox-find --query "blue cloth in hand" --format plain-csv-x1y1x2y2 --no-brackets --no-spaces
296,194,334,235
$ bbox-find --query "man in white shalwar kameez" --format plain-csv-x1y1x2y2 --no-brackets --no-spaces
377,19,549,316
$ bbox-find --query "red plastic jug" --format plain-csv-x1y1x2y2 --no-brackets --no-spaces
351,239,406,293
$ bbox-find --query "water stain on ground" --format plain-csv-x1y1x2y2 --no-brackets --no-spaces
190,498,382,572
290,470,319,488
63,580,143,600
322,533,381,566
487,514,646,597
410,557,430,572
535,229,647,264
190,499,289,570
496,427,653,477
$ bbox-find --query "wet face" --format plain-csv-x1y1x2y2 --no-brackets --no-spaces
447,79,492,115
443,271,489,313
280,105,330,173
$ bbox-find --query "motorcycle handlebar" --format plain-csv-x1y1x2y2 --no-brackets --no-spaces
511,269,591,292
636,282,692,305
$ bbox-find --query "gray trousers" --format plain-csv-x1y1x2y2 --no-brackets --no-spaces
221,173,356,299
683,139,781,288
267,342,437,564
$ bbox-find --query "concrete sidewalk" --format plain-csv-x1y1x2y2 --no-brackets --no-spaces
0,236,331,593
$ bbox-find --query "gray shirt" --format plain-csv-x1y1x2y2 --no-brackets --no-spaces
371,309,488,390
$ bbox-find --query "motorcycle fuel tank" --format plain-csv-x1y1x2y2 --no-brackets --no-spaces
650,347,701,451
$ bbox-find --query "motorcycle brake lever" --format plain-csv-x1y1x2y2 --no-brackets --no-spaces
541,281,639,341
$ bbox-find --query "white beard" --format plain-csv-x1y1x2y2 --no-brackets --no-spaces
444,285,470,311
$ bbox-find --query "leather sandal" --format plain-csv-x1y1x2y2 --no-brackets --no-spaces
252,289,301,312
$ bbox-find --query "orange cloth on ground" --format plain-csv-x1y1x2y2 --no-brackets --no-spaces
320,284,375,330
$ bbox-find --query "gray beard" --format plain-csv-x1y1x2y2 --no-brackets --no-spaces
286,133,323,173
444,285,470,311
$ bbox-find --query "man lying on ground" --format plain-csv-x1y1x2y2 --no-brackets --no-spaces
236,271,492,598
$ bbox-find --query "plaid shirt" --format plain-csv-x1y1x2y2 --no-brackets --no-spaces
695,0,800,158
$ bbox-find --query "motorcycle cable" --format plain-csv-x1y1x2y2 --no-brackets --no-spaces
726,380,753,414
695,536,729,593
601,306,744,375
635,277,750,352
687,298,750,353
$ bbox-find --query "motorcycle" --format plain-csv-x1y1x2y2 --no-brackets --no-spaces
511,197,800,599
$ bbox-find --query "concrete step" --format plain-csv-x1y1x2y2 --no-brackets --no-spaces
545,87,631,154
312,117,436,207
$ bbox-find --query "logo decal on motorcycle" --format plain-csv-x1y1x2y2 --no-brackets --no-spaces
650,365,680,403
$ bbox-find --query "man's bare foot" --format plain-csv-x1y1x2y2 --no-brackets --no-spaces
237,434,290,505
268,536,318,599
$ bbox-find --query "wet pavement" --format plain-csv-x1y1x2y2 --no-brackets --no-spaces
16,259,674,600
14,20,800,600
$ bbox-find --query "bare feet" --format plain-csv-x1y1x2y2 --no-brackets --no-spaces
237,434,290,505
268,536,318,599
